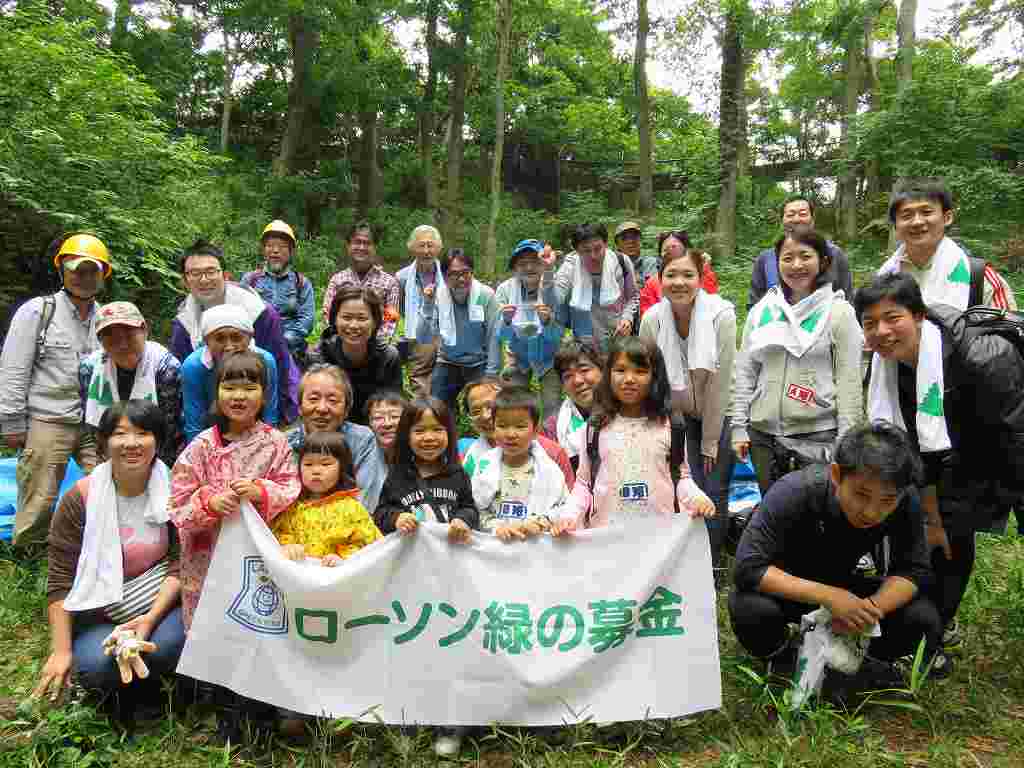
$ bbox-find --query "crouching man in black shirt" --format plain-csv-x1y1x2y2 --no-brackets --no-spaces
729,422,944,685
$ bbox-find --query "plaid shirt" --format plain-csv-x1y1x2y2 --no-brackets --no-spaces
321,266,401,342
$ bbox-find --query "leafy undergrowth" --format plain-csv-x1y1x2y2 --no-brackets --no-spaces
2,523,1024,767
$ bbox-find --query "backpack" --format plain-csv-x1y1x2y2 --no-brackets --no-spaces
584,418,686,525
34,294,57,361
242,269,307,297
950,305,1024,364
967,256,986,309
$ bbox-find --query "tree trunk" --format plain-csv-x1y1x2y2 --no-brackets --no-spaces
863,11,881,202
439,0,473,247
714,9,743,263
358,111,380,214
111,0,131,52
220,29,234,155
635,0,653,215
736,47,749,178
419,0,441,214
483,0,513,275
839,32,862,243
897,0,917,93
274,13,320,176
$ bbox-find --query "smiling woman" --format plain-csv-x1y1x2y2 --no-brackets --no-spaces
33,401,185,718
307,287,402,426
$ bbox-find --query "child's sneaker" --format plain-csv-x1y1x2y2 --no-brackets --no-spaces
434,727,466,758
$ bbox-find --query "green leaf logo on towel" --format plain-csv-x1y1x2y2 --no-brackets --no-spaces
87,375,114,406
947,258,970,285
464,453,477,477
919,383,944,418
570,411,585,431
758,306,786,327
799,308,824,333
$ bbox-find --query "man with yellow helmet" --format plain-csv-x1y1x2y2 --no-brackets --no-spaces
241,220,314,366
0,233,110,545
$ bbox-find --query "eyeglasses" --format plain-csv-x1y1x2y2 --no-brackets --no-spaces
447,269,472,281
186,268,222,281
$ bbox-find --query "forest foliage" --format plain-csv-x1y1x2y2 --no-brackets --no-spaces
1,0,1022,333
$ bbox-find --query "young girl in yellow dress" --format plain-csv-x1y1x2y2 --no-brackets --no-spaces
273,431,381,566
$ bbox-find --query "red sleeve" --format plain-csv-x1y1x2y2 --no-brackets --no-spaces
702,266,719,294
639,276,662,317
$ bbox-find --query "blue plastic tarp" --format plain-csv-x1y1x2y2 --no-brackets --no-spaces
0,456,84,542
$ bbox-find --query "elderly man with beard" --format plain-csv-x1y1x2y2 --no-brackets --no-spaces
286,364,386,513
241,220,315,366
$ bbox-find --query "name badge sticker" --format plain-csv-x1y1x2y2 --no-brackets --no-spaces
619,482,650,502
499,500,529,519
785,383,815,405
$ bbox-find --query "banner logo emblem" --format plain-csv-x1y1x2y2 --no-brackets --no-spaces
227,556,289,635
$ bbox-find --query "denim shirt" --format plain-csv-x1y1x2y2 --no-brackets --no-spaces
494,276,563,377
241,268,315,344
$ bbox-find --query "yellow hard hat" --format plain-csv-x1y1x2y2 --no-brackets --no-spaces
54,234,112,277
261,220,296,246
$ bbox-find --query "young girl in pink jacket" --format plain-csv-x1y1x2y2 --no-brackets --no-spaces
554,336,715,532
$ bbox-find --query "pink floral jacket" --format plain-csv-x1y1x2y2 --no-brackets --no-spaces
169,422,300,628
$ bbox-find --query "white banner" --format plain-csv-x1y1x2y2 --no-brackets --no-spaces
177,504,722,725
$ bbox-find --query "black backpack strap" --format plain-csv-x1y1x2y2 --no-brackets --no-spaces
967,256,986,308
669,418,686,514
585,423,602,526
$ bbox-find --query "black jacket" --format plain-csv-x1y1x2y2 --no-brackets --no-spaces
308,338,402,425
373,462,479,534
734,466,931,594
898,305,1024,500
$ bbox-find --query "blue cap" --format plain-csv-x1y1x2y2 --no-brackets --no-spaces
510,239,544,269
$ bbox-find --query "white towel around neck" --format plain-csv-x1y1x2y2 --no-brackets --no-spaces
651,291,733,394
569,248,622,311
867,318,951,452
878,237,972,309
63,460,172,612
747,285,836,361
436,276,484,347
470,441,567,520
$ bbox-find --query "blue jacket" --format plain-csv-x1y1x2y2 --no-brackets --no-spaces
240,268,315,346
416,281,501,373
493,276,563,377
180,345,279,444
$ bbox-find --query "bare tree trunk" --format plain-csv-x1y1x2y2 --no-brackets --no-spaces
483,0,513,275
220,29,234,155
714,9,743,262
358,111,380,214
111,0,131,51
839,33,862,243
863,11,881,202
897,0,917,93
635,0,653,215
439,0,473,247
419,0,441,215
736,48,749,178
274,13,320,176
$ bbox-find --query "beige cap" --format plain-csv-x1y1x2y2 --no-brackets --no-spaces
614,221,642,239
96,302,146,334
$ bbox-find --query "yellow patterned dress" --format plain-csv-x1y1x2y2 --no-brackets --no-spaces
272,489,382,559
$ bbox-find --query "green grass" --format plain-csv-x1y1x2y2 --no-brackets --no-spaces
2,522,1024,767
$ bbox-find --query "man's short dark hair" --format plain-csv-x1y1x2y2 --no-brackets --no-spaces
553,339,604,380
780,195,815,219
440,247,474,275
346,220,382,245
180,239,224,275
571,223,609,249
834,422,923,490
853,272,927,322
888,178,954,223
493,386,540,426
